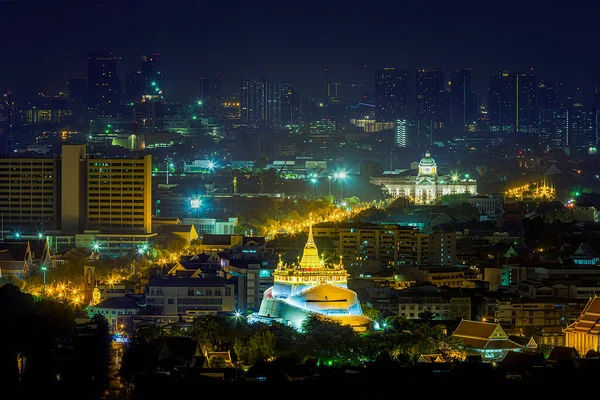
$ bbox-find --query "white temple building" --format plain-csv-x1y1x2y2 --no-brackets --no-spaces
369,152,477,204
248,221,372,332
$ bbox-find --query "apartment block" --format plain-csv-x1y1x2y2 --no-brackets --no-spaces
0,157,60,232
312,222,456,269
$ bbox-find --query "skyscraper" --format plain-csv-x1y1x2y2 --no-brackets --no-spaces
538,81,563,148
515,69,537,134
395,119,408,147
199,77,222,119
68,78,88,126
239,78,288,127
488,70,537,134
87,51,121,116
450,68,474,126
488,71,515,132
140,54,164,96
375,67,409,123
416,68,445,148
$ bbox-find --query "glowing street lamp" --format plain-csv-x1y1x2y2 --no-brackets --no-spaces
14,231,21,240
190,198,202,219
333,171,347,202
92,242,101,252
310,178,317,200
40,265,47,296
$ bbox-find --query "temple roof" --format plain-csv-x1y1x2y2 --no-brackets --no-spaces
564,295,600,334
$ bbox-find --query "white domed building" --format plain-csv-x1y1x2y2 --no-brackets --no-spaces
370,152,477,204
247,222,372,332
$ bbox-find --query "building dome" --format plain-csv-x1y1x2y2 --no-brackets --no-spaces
418,152,436,167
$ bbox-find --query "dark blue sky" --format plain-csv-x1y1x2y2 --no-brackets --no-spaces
1,0,599,101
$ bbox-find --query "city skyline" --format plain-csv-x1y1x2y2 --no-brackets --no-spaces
2,1,600,100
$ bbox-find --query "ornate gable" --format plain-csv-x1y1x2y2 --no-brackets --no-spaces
490,324,508,339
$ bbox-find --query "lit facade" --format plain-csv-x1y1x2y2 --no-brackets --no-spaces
86,155,152,233
249,223,372,331
369,153,477,204
564,296,600,357
0,158,59,232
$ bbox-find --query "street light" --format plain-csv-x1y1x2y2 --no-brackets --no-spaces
333,171,347,202
92,242,101,252
41,265,47,296
190,198,202,219
310,178,317,200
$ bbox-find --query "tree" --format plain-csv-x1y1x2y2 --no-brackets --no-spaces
418,310,434,322
299,314,364,366
234,328,277,366
189,314,234,353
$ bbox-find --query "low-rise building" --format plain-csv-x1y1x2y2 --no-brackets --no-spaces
87,295,141,332
145,276,236,323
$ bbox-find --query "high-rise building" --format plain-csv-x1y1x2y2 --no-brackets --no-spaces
416,68,445,148
515,69,537,134
140,54,163,96
199,77,222,119
87,51,121,116
395,119,408,147
538,81,564,148
594,86,600,146
280,82,297,126
68,78,88,126
124,71,143,104
239,78,288,127
568,102,595,149
488,70,537,134
0,145,152,239
375,67,409,122
86,154,152,233
0,158,60,234
450,68,474,126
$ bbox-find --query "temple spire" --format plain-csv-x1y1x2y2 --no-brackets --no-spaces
307,213,315,245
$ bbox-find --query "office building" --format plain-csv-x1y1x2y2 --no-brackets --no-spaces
416,68,445,147
145,276,236,322
0,145,154,255
375,67,409,122
0,157,60,234
240,78,288,126
87,51,121,116
68,78,88,126
140,54,163,96
85,154,152,233
515,70,537,134
538,81,564,148
488,69,537,134
450,68,474,126
199,77,222,119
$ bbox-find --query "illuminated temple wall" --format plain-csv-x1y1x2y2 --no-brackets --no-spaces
272,280,348,299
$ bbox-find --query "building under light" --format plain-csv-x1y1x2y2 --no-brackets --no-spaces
248,222,372,332
369,152,477,204
395,119,408,147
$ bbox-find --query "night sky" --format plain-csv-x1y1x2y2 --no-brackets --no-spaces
1,0,599,101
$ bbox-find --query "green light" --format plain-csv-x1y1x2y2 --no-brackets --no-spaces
105,129,109,134
192,116,197,120
197,100,203,105
151,81,157,86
